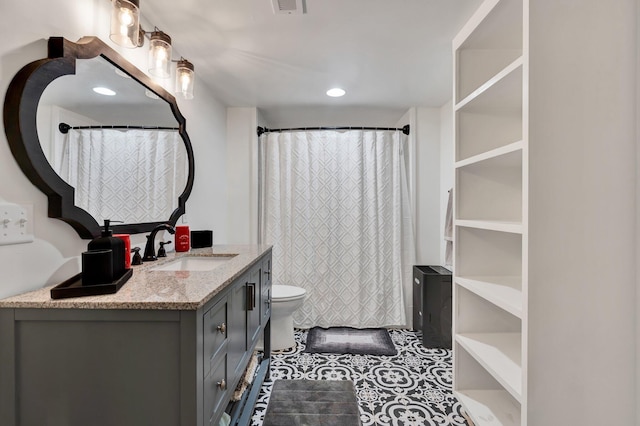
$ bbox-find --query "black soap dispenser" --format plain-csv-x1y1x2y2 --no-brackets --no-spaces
87,220,126,281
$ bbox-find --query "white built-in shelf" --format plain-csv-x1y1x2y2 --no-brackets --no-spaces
455,276,523,318
453,0,523,52
456,333,522,402
456,390,520,426
455,220,522,234
455,57,523,112
455,141,523,169
454,0,527,423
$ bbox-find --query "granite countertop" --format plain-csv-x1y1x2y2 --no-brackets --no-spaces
0,244,272,311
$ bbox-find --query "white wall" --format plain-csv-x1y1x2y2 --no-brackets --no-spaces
528,1,637,423
414,107,441,264
636,0,640,421
179,83,228,243
226,107,259,244
439,100,454,267
0,0,227,299
261,106,408,128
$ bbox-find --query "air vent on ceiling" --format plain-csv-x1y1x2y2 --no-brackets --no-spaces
271,0,305,15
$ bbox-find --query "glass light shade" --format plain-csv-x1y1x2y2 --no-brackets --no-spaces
175,59,195,100
148,31,172,78
109,0,140,48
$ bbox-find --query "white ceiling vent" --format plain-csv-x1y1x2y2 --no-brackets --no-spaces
271,0,305,15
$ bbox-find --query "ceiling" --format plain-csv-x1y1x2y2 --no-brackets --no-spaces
141,0,482,125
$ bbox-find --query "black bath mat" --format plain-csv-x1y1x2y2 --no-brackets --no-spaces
304,326,397,356
263,379,361,426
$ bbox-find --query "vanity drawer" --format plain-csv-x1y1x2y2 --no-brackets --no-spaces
204,297,228,376
204,353,228,424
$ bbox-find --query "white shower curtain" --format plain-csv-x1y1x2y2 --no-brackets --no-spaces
259,130,415,328
58,129,187,223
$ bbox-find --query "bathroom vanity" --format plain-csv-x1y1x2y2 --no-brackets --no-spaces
0,245,272,426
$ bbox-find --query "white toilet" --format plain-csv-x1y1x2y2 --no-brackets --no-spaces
270,285,306,350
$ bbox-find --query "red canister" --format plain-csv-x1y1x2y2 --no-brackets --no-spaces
114,234,131,269
175,225,190,252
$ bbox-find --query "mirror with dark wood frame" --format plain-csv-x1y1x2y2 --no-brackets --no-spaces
3,36,195,239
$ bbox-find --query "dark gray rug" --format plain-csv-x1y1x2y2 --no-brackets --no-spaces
304,326,397,356
262,380,361,426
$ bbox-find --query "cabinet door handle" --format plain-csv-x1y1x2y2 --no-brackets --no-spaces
264,270,271,276
216,322,226,334
217,379,226,390
246,283,255,311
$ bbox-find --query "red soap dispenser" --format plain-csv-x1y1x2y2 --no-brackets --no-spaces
175,225,190,252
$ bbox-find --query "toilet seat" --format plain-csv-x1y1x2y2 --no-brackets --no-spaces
272,285,306,302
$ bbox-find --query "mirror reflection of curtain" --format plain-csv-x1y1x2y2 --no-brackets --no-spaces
259,130,415,328
58,129,187,224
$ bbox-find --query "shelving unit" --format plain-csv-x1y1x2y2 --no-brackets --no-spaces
452,0,527,424
452,1,637,425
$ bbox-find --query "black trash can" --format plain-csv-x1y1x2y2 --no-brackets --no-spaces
413,265,452,349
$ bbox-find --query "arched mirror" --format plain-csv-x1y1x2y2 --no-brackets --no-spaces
3,37,195,238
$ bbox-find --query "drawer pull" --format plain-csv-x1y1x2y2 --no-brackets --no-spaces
216,323,226,334
217,379,226,390
246,283,256,311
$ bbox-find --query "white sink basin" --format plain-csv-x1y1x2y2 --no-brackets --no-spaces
150,255,237,272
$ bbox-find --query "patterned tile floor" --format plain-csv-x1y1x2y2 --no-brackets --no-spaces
251,329,469,426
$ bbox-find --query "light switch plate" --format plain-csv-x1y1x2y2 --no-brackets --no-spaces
0,202,34,245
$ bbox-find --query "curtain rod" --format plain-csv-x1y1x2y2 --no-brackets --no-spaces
58,122,179,134
256,124,410,137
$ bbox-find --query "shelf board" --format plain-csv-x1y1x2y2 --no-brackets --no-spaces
455,390,520,426
455,57,523,112
456,333,522,402
455,276,522,318
453,0,523,51
455,220,522,234
455,141,523,169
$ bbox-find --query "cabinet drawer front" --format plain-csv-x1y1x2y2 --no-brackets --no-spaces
204,298,228,376
204,353,228,423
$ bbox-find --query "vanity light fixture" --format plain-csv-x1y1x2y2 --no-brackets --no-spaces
326,88,346,97
109,0,141,48
148,30,172,78
107,0,196,98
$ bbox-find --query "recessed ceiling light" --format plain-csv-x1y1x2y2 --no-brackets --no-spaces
93,87,116,96
326,88,346,97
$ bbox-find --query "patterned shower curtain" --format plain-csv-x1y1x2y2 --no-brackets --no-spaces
58,129,187,224
259,129,415,328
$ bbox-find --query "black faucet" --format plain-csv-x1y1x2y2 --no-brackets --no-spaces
143,224,176,261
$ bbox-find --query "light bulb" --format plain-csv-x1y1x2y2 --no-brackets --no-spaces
118,7,134,27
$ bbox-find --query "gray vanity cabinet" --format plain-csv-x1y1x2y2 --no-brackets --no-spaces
261,255,272,326
228,274,250,380
0,251,272,426
246,266,262,349
203,295,231,424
